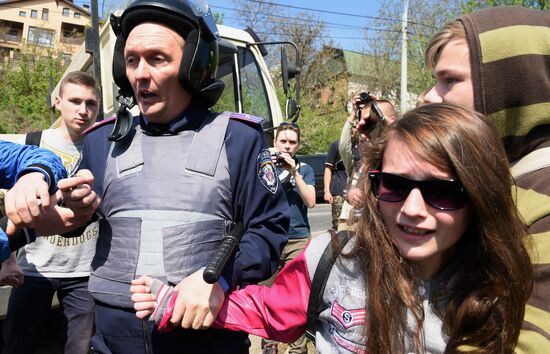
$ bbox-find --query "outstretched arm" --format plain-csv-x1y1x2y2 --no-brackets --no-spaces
131,249,312,343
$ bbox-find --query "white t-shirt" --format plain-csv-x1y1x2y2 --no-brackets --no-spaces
17,128,98,278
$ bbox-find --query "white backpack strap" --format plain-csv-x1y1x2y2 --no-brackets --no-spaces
510,147,550,179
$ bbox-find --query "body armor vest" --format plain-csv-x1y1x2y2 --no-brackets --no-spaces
89,112,234,308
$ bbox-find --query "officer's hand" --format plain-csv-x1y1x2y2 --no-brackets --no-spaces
324,191,333,204
0,252,23,288
170,269,224,330
57,169,100,220
5,172,51,228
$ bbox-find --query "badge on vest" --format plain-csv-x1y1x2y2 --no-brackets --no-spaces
257,149,278,194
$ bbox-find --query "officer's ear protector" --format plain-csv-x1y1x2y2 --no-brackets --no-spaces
109,0,224,141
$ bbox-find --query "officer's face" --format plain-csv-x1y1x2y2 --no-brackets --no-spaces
125,23,191,124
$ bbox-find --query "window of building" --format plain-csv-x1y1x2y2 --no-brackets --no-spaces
31,9,37,18
74,12,81,19
27,27,55,48
19,11,26,17
62,7,69,16
42,8,49,20
5,29,19,42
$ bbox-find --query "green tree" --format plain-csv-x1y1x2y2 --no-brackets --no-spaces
364,0,463,112
0,45,66,133
367,0,547,112
231,0,343,154
462,0,548,11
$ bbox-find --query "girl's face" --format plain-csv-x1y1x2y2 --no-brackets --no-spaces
378,136,471,278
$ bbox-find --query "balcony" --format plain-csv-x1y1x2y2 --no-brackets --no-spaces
60,35,84,46
0,20,24,46
0,33,22,43
60,22,85,47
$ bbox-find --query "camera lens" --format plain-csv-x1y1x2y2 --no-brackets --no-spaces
358,91,372,105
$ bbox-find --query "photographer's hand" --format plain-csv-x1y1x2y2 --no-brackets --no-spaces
355,95,380,133
280,152,296,174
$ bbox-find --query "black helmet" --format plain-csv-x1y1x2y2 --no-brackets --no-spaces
110,0,224,108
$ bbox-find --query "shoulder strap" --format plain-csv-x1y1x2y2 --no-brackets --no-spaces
510,147,550,179
185,111,230,178
227,112,263,126
25,131,42,146
305,230,353,342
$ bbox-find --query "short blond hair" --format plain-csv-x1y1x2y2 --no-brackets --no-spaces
425,20,466,70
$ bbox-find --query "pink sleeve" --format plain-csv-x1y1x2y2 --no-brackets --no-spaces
213,248,312,343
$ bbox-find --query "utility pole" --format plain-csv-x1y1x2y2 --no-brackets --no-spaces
91,0,104,120
400,0,409,114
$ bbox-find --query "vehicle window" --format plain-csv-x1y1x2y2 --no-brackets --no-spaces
213,46,273,130
238,47,272,128
212,50,237,114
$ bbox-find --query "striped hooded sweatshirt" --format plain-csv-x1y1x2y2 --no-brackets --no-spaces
460,6,550,353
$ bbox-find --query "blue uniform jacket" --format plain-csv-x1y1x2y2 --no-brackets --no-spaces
80,101,289,289
0,140,67,261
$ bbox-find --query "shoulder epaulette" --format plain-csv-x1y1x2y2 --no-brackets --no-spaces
228,112,264,126
83,115,117,135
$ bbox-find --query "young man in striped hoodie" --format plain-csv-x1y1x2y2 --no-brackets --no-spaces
422,6,550,352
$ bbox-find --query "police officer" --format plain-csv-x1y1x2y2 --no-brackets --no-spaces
77,0,289,353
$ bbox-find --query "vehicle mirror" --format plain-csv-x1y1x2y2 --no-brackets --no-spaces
286,97,298,120
281,47,289,95
281,47,298,96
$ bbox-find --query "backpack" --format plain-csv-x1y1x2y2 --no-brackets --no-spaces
25,131,42,147
305,230,353,343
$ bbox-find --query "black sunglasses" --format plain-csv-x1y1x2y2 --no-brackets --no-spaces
279,121,299,129
368,171,467,211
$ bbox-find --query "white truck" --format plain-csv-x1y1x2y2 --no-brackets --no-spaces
0,19,300,345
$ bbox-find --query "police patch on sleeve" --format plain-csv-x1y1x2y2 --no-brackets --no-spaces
257,149,278,194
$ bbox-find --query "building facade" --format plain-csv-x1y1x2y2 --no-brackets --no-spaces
0,0,91,64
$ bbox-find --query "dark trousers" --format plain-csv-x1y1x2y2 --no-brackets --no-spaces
91,301,250,354
2,275,95,354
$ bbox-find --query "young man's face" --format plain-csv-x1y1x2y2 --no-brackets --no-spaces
55,82,99,135
125,23,191,124
424,39,474,110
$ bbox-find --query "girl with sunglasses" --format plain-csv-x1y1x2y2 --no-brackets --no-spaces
131,104,532,353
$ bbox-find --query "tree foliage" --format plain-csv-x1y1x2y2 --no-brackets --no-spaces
462,0,548,10
364,0,546,112
362,0,463,111
0,45,66,133
230,0,347,154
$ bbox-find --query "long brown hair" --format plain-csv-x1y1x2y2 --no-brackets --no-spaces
352,104,532,353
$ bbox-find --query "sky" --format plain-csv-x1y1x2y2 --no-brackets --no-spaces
74,0,387,53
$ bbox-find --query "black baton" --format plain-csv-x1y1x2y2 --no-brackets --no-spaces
203,222,244,284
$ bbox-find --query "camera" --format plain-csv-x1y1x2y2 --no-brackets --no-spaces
354,91,387,138
271,152,286,167
357,91,374,105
